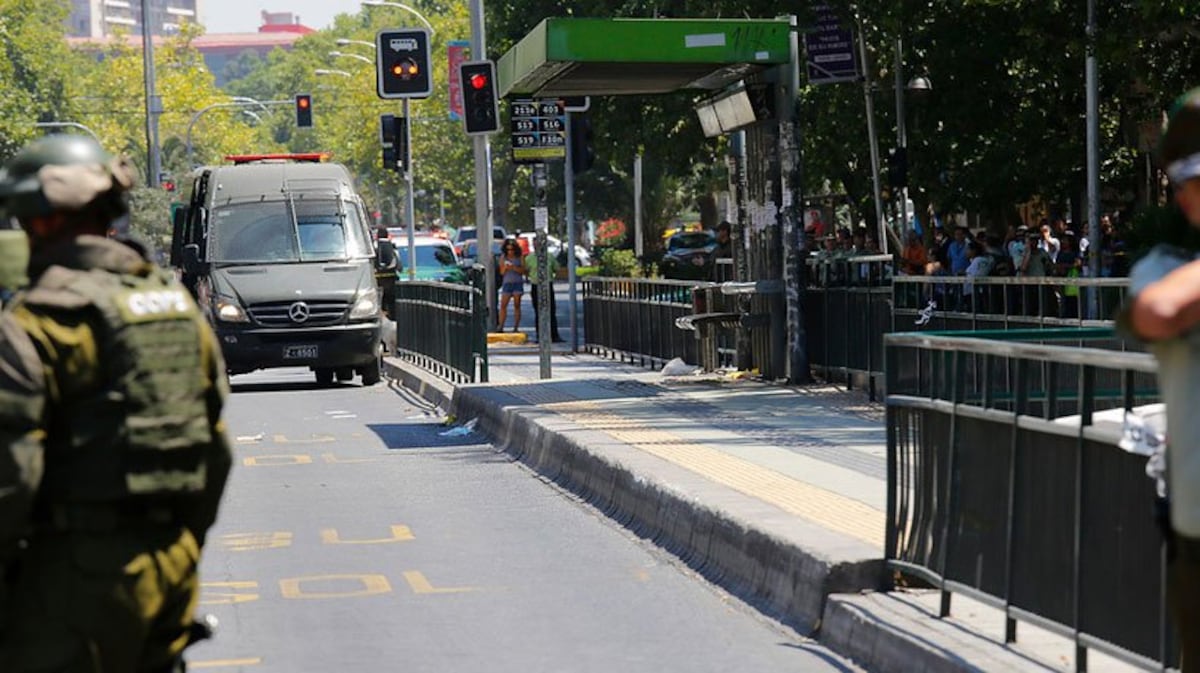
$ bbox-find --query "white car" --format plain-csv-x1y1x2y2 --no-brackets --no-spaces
517,232,592,267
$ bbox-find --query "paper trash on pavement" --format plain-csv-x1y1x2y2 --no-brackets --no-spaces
661,357,701,377
439,418,477,437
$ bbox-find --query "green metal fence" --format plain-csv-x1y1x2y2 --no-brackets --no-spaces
885,328,1173,671
393,272,489,384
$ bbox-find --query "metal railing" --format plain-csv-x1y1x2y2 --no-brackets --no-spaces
582,278,702,369
893,274,1130,329
805,255,893,394
393,273,488,383
885,328,1173,671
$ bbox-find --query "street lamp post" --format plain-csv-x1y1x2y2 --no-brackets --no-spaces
314,69,353,78
361,1,437,34
330,51,374,65
894,35,932,240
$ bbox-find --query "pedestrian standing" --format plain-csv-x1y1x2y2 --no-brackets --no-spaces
0,135,233,672
1124,87,1200,671
495,239,526,332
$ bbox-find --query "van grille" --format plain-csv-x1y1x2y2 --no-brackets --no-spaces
248,300,349,327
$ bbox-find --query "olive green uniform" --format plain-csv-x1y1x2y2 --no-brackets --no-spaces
0,234,232,672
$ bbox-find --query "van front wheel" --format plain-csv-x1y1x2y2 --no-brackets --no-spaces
360,343,383,386
314,367,335,386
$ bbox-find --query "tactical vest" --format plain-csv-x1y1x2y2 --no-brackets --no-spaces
20,265,214,504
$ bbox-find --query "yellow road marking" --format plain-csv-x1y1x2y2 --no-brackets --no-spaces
547,401,884,548
272,434,336,444
200,581,259,605
242,454,312,467
190,658,262,669
218,532,293,551
321,452,379,464
280,574,392,599
403,571,476,595
320,525,414,545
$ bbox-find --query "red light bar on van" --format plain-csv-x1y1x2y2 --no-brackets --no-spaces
224,153,330,165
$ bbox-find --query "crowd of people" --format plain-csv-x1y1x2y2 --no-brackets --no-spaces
807,213,1131,319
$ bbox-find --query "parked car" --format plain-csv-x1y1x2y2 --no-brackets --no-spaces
453,225,507,256
398,236,467,284
460,239,503,266
661,231,718,280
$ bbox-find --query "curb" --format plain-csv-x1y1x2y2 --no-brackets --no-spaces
383,357,881,635
384,357,1084,673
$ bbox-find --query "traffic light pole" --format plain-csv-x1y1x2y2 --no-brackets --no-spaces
403,98,417,280
468,0,497,329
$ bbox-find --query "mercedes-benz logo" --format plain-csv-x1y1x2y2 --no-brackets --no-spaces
288,302,310,324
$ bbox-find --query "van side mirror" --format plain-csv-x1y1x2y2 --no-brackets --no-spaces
182,244,202,275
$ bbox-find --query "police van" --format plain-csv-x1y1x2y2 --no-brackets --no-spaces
170,153,383,386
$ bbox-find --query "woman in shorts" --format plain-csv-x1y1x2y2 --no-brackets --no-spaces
496,239,527,332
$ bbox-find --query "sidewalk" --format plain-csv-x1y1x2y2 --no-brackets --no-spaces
383,347,1143,673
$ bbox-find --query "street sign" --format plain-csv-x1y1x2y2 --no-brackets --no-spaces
376,28,433,99
803,4,860,85
447,40,469,120
511,99,566,163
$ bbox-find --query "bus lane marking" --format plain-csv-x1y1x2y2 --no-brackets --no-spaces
272,434,336,444
321,452,380,464
320,525,414,545
190,658,263,669
242,454,312,467
200,581,260,605
280,574,392,599
403,571,477,595
217,532,293,551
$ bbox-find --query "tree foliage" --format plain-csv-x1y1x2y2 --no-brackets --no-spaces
1,0,1197,258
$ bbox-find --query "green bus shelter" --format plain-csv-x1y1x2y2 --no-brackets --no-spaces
497,18,794,98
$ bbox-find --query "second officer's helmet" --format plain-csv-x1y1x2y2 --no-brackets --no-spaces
1160,88,1200,186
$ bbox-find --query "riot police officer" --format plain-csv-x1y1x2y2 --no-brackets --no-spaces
0,134,232,672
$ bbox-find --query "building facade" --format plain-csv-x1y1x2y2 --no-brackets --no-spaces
66,0,203,38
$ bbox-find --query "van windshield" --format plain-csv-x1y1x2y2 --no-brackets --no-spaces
209,199,372,263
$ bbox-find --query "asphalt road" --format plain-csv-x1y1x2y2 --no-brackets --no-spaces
187,367,861,673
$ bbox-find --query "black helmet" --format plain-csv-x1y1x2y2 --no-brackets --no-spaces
0,134,136,219
1160,88,1200,185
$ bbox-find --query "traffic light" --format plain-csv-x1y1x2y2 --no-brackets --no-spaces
459,60,499,135
887,146,908,188
379,114,409,172
295,93,313,128
569,113,595,174
376,29,432,99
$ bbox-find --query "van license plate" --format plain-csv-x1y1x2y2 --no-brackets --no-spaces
283,345,319,359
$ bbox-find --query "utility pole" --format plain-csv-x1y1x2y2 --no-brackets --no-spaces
858,16,886,253
532,164,551,378
564,114,579,352
732,130,753,371
140,0,162,188
1085,0,1101,319
781,14,809,384
894,37,909,238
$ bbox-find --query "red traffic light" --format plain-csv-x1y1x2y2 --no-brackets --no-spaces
297,96,310,109
469,73,488,90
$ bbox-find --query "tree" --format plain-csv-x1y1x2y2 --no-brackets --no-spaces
0,0,77,158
